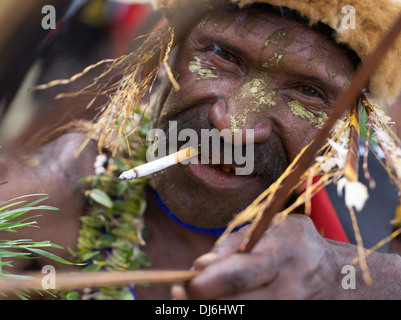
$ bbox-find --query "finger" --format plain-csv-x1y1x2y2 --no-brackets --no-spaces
194,227,249,270
186,253,278,300
171,283,189,300
193,252,218,270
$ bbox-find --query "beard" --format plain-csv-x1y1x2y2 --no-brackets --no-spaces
161,105,288,190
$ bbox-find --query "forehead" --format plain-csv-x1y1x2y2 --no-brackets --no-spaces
196,6,354,70
205,6,328,42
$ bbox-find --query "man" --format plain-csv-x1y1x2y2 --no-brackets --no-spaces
1,0,401,300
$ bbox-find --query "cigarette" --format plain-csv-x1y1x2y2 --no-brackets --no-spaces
119,147,199,180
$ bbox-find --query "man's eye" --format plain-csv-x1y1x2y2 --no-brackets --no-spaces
299,86,320,97
211,44,235,62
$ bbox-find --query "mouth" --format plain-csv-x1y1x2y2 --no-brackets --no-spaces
184,154,257,193
208,155,236,174
210,162,235,173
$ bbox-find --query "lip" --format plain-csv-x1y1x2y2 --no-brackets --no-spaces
184,156,258,193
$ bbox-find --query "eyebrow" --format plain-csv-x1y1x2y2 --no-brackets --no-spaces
286,72,328,84
195,28,249,59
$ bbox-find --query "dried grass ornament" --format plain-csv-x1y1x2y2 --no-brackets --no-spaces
32,26,177,156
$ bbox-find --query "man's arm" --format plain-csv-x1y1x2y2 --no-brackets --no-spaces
0,132,98,271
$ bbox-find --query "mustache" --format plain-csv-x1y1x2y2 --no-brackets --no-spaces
161,108,287,186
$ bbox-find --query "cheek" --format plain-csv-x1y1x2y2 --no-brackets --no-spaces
271,101,320,161
158,68,234,126
288,121,317,154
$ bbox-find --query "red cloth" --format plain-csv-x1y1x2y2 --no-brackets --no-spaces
110,4,153,57
310,185,350,243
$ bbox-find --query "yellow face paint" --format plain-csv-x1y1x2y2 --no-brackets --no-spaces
188,56,218,80
264,29,287,46
288,100,327,127
326,61,340,79
198,13,211,29
229,78,276,133
262,52,283,68
259,28,293,70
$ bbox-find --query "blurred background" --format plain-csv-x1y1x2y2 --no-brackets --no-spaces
0,0,163,146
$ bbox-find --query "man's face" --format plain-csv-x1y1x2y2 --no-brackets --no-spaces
152,7,355,228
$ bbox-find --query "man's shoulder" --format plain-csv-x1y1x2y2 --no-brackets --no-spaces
32,131,98,189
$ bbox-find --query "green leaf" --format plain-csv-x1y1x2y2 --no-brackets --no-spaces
134,249,151,267
0,194,48,210
0,215,40,232
116,181,128,197
13,290,30,300
116,289,135,300
97,234,115,247
82,263,102,272
49,243,64,250
25,248,75,265
0,201,26,213
0,250,31,258
138,199,147,215
21,195,50,209
88,189,113,208
65,291,80,300
127,261,140,270
0,205,58,222
81,250,101,261
140,122,149,136
0,221,38,232
111,157,127,172
0,260,12,267
74,177,91,189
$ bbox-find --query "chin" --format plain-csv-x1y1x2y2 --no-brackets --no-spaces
152,163,266,229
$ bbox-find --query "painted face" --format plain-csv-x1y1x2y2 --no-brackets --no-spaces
152,7,355,228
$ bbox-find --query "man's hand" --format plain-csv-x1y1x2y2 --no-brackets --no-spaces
171,214,401,300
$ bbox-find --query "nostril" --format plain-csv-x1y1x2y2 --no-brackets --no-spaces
231,121,272,145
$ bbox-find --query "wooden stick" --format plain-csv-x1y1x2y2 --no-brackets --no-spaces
0,270,199,294
239,11,401,253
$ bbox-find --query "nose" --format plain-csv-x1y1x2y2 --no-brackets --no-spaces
209,98,272,145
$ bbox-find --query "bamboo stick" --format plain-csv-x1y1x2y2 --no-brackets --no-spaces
0,270,199,294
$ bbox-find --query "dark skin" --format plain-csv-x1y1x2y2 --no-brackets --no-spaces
1,7,401,300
